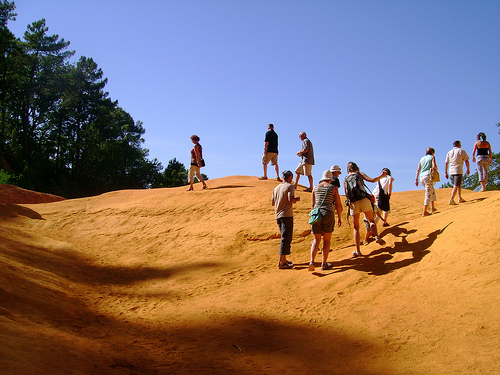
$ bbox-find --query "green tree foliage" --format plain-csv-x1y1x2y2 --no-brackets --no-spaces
157,158,188,188
0,4,164,197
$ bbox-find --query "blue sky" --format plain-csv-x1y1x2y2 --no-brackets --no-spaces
9,0,499,192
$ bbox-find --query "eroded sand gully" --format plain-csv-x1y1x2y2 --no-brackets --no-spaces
1,178,499,374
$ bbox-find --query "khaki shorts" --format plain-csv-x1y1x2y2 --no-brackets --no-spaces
262,152,278,166
349,197,372,215
295,163,313,176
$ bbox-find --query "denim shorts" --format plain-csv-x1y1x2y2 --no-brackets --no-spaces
450,174,463,186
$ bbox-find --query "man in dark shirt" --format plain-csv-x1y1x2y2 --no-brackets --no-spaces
260,123,281,181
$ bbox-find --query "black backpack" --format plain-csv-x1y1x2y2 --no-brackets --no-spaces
344,172,369,203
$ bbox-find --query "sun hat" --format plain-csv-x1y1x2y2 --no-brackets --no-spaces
320,170,333,182
330,165,342,173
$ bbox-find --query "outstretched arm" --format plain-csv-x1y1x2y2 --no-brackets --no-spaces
360,170,386,183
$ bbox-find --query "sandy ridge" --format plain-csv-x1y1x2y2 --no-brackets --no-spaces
0,177,499,374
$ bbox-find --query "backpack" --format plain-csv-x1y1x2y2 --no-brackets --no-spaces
345,172,369,203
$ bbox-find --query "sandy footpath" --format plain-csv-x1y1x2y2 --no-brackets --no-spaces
0,177,499,374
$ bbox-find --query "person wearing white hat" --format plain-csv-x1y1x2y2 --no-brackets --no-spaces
308,170,343,271
329,165,342,188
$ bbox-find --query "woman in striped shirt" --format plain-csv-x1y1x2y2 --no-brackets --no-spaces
308,170,343,271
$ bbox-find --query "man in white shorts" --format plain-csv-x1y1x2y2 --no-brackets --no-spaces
294,131,314,192
259,124,281,181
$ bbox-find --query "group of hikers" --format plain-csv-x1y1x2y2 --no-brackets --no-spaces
265,124,394,270
415,132,492,216
265,125,492,271
186,125,493,271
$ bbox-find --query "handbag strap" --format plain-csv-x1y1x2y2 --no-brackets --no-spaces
317,184,332,207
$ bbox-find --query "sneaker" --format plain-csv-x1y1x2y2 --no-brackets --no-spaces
278,262,293,269
375,236,384,244
352,250,363,258
382,222,390,227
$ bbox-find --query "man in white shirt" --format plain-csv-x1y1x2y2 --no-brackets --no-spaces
444,140,470,205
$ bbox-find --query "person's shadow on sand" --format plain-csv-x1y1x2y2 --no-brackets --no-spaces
310,222,451,277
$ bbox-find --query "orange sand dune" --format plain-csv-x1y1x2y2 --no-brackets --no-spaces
0,177,499,374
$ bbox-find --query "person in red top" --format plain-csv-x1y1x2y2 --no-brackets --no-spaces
188,135,207,191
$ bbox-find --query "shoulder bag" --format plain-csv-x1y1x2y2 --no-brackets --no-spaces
308,185,332,225
377,180,391,212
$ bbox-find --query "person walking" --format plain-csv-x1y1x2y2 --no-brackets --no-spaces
259,123,281,181
472,132,492,192
294,132,314,192
373,168,394,226
344,162,386,257
308,170,342,271
444,140,470,205
187,135,207,191
415,147,438,216
271,170,301,269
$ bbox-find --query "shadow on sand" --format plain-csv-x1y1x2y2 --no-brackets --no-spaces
0,204,44,220
311,222,452,277
1,228,386,375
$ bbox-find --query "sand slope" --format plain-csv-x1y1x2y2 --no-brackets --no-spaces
0,177,499,374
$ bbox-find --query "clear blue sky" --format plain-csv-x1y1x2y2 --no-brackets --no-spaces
9,0,500,192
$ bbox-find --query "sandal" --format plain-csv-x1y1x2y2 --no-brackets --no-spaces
352,251,363,258
321,262,333,270
278,262,293,269
308,262,315,272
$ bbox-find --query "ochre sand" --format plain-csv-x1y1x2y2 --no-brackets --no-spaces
1,177,499,374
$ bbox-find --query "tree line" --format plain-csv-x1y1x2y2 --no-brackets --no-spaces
0,1,203,198
0,1,494,197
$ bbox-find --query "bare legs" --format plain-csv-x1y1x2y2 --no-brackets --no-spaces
353,210,381,256
262,163,280,180
309,232,332,271
188,166,207,191
294,173,313,191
